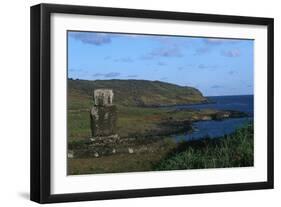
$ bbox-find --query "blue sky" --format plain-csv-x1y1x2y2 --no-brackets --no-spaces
68,31,254,96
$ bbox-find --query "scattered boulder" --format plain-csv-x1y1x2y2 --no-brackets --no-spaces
94,152,99,158
128,148,134,154
67,151,74,159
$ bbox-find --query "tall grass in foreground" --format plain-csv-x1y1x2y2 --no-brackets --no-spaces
154,124,253,170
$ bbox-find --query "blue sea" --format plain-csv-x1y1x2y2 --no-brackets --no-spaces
170,95,254,141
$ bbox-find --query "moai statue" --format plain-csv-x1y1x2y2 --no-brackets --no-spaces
90,89,117,137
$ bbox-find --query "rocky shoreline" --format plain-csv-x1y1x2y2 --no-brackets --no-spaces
140,99,213,108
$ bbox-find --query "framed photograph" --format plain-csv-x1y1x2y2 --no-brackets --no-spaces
30,3,274,203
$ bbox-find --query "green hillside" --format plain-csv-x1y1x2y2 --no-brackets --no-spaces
68,79,208,107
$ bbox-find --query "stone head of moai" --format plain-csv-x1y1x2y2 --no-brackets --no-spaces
94,89,114,106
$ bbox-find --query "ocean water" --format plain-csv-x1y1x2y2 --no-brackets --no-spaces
171,95,254,142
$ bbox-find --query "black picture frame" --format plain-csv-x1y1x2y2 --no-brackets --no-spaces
30,3,274,204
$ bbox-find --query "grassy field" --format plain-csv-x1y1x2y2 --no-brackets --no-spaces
68,124,253,174
68,138,176,174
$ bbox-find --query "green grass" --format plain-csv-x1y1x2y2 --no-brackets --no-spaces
68,137,177,175
153,124,253,170
68,152,167,175
68,124,253,175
